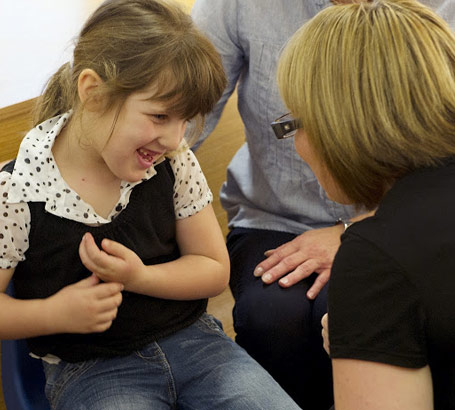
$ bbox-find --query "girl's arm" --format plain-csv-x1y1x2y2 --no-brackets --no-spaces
0,267,50,339
0,267,123,339
143,203,229,299
332,358,434,410
79,203,230,300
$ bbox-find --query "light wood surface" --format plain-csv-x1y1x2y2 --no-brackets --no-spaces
0,0,244,407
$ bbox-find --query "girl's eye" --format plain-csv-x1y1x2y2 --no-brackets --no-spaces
148,114,168,122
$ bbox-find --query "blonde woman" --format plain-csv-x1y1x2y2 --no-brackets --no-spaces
277,0,455,408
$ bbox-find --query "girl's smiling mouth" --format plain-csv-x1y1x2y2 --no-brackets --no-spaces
136,148,162,169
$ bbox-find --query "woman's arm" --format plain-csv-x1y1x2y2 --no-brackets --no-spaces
79,204,230,300
322,311,434,409
333,358,433,410
329,229,435,410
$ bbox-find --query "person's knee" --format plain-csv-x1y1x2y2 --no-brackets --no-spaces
234,282,312,341
197,357,300,410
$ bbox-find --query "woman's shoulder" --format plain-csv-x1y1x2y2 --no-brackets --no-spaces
330,231,428,368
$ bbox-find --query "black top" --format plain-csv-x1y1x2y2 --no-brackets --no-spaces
329,160,455,410
4,160,207,363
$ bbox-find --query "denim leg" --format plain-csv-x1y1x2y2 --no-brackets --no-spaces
227,228,333,410
159,313,301,410
42,344,175,410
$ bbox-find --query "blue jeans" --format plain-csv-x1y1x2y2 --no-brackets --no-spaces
227,228,333,410
42,313,300,410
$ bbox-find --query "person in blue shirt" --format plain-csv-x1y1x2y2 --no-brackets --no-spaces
192,0,455,408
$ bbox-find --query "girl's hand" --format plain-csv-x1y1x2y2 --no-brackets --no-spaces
78,232,145,287
46,274,123,334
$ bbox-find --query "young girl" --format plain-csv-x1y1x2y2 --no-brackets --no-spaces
0,1,301,409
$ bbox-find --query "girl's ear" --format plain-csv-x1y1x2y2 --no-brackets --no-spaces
77,68,104,110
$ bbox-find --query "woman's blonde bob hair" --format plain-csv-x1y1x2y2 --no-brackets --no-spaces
33,0,226,145
278,0,455,209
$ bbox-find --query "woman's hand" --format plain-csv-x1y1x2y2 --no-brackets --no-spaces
254,224,344,299
254,211,374,298
321,313,330,355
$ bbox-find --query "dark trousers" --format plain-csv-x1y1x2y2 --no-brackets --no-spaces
227,227,334,410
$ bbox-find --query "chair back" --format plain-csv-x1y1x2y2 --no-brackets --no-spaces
1,283,50,410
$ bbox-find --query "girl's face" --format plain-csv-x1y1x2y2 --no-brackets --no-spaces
94,84,187,182
294,129,351,204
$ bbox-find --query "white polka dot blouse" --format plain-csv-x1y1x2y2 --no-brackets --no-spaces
0,112,213,269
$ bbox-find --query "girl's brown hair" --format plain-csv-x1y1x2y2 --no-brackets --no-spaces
33,0,226,143
278,0,455,209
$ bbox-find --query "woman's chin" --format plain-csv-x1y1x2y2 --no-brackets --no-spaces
324,187,353,205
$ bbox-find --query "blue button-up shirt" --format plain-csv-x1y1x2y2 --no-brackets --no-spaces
192,0,455,235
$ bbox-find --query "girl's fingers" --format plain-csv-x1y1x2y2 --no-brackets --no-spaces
101,238,130,260
80,233,116,272
74,274,100,288
97,293,123,314
93,282,124,300
78,233,99,270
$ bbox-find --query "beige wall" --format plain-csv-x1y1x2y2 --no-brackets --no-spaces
0,0,195,108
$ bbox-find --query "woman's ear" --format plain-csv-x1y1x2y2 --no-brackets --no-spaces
77,68,104,110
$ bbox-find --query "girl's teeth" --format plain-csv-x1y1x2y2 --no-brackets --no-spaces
139,149,152,160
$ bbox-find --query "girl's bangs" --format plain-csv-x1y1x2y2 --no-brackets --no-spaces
150,58,221,120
